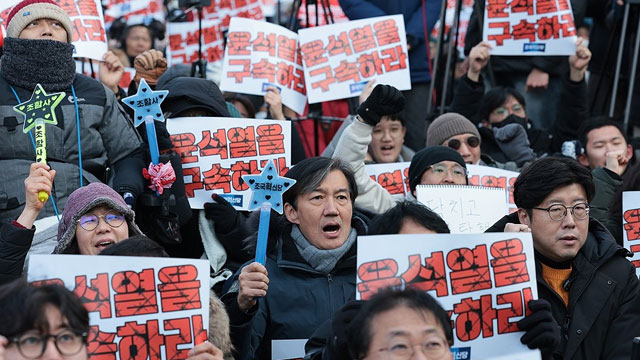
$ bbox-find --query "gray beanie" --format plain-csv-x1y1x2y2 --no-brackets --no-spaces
53,183,143,254
426,113,481,147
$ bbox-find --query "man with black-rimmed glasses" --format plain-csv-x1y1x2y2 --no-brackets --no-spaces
487,157,640,360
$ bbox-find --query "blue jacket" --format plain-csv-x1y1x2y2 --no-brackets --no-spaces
338,0,442,83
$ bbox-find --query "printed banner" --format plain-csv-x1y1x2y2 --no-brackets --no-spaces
417,185,508,233
166,19,225,68
483,0,577,55
185,0,264,27
220,17,307,114
364,163,518,212
0,0,108,60
75,60,136,92
272,339,306,360
357,233,540,360
298,14,411,103
103,0,165,30
28,255,210,360
623,191,640,276
166,117,292,210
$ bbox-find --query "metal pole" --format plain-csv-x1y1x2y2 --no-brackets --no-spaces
426,0,449,115
623,17,640,133
609,1,631,118
440,0,462,114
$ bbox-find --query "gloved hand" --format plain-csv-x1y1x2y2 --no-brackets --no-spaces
517,299,560,353
204,193,240,234
133,49,168,86
492,123,536,166
356,84,405,126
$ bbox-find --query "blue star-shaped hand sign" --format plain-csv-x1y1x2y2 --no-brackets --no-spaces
122,78,169,127
14,84,65,133
242,159,296,214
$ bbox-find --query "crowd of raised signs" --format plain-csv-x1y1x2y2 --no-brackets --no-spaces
2,0,640,359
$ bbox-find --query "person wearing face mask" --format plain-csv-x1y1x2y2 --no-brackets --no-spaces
450,39,592,165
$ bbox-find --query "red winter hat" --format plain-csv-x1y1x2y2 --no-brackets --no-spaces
6,0,73,43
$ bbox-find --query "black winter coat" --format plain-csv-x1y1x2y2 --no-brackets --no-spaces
223,211,370,360
0,220,34,285
488,213,640,360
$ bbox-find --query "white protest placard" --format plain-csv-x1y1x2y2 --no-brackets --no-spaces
467,164,519,213
103,0,165,30
0,0,108,60
272,339,306,360
28,255,210,360
75,60,136,92
185,0,264,27
298,15,411,104
220,17,307,115
166,19,225,68
365,161,410,199
357,233,540,360
417,185,508,233
483,0,577,55
166,117,292,210
623,191,640,276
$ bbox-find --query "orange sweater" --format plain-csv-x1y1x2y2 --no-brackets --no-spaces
541,263,572,307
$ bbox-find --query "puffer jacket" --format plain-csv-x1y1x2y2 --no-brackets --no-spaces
0,74,144,221
488,213,640,360
223,211,370,360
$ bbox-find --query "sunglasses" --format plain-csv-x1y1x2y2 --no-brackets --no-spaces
447,136,480,150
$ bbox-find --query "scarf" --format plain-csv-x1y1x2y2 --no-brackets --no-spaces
1,37,76,92
291,224,357,274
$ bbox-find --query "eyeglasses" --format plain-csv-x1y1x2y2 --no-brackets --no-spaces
447,136,480,150
376,336,450,359
532,203,589,221
492,104,524,118
428,163,467,180
9,330,87,359
77,212,125,231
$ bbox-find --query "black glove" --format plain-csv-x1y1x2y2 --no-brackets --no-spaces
356,84,405,126
517,299,560,353
204,193,240,234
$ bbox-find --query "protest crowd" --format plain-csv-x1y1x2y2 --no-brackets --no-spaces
2,0,640,359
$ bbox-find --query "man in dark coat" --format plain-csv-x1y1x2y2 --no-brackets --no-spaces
487,157,640,359
222,157,370,359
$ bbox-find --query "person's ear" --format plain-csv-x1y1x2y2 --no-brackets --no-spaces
577,153,589,167
518,208,531,226
627,144,634,160
284,203,299,224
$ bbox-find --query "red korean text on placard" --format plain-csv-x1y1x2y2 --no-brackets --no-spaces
451,287,533,341
624,208,640,268
447,245,492,294
111,268,158,317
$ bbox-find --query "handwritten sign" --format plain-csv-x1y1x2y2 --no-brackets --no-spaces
298,14,411,104
0,0,108,60
166,117,292,210
417,185,508,233
357,233,540,360
220,17,307,114
483,0,577,55
272,339,306,360
623,191,640,276
166,19,225,68
103,0,165,30
28,255,210,360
